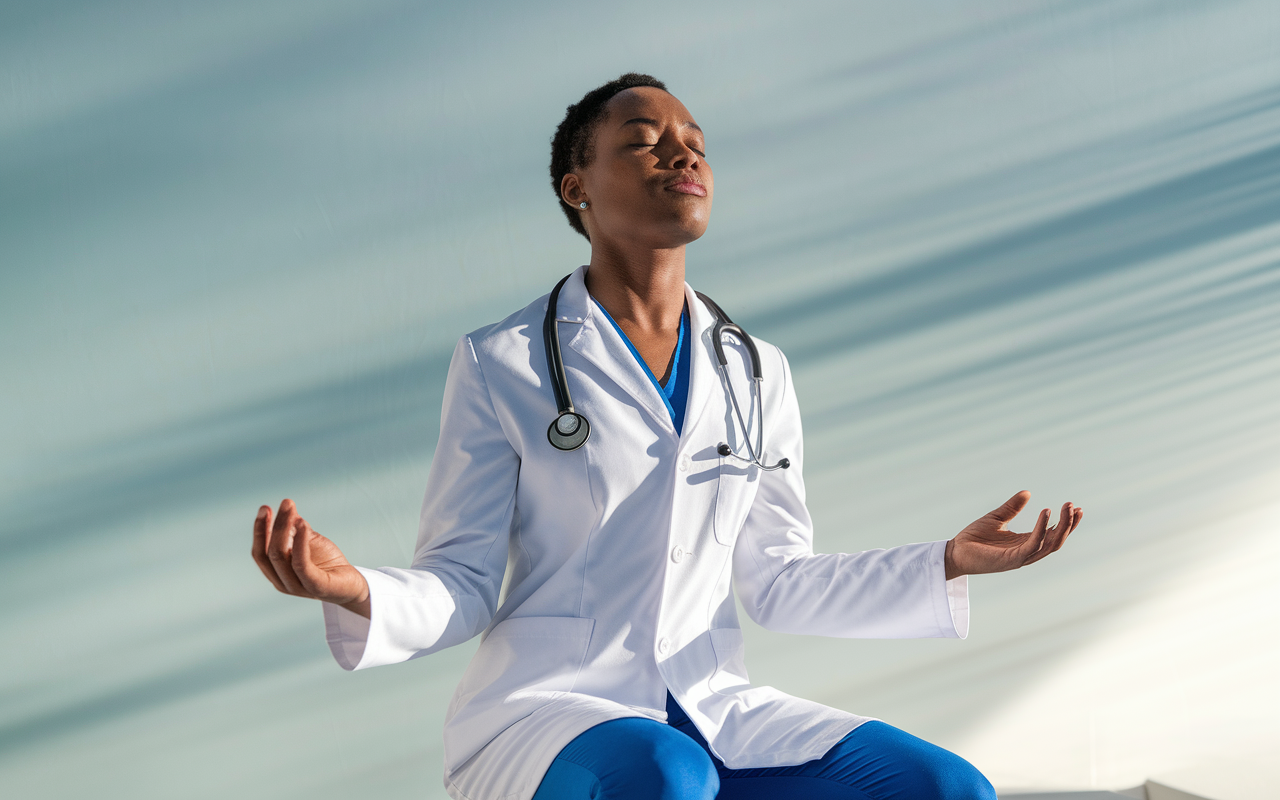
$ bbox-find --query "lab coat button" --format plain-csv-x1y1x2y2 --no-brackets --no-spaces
678,454,690,472
671,545,684,563
658,638,671,655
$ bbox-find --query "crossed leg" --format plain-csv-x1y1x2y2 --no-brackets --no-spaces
531,695,996,800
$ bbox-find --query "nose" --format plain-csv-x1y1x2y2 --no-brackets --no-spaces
668,142,700,171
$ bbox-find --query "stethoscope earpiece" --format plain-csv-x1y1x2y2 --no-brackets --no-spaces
718,442,790,469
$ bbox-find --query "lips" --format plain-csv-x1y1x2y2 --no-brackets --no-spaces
666,180,707,197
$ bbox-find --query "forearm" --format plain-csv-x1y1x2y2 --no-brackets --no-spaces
323,563,497,670
737,541,963,638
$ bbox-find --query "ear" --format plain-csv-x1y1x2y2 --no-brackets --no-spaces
560,172,587,209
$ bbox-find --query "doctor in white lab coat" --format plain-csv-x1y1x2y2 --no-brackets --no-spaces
251,74,1082,800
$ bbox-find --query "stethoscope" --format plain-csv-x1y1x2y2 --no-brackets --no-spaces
543,273,790,471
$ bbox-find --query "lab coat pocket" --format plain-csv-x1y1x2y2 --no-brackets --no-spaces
444,615,595,771
708,627,751,694
713,458,758,546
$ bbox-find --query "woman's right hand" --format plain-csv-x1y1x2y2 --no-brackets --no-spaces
251,498,371,618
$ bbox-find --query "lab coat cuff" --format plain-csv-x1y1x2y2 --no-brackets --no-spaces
321,566,389,671
928,540,969,639
945,573,969,639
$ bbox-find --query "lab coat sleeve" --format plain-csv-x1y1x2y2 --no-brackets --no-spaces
731,348,969,640
322,334,520,670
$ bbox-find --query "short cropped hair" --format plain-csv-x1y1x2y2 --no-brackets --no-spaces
550,73,668,240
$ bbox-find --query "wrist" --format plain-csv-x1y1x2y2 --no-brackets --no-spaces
339,594,371,619
944,539,962,581
337,574,371,619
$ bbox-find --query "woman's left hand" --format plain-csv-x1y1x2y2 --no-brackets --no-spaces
945,491,1082,579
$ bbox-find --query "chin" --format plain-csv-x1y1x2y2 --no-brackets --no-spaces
665,207,712,245
619,204,711,248
683,222,710,244
656,222,708,248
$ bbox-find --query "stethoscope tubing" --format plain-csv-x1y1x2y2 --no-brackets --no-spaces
544,274,575,413
544,274,590,450
711,336,790,472
696,291,788,470
542,274,786,470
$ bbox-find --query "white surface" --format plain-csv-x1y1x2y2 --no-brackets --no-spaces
1000,793,1145,800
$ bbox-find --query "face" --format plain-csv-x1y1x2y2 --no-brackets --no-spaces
561,87,713,249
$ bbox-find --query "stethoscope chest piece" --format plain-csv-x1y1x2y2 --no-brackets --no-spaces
548,411,590,451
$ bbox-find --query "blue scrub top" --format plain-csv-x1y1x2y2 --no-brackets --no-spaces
592,298,691,436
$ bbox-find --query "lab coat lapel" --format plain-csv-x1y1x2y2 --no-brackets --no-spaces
678,284,721,444
559,267,676,434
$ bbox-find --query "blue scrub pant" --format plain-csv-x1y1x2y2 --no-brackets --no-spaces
531,694,996,800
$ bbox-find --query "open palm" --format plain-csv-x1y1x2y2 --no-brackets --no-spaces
945,491,1082,579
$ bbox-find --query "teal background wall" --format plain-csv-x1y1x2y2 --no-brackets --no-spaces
3,2,1278,797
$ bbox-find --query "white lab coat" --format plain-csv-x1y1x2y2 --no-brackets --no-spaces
321,265,969,800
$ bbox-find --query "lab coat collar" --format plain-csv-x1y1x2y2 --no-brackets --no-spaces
680,281,720,445
555,265,720,440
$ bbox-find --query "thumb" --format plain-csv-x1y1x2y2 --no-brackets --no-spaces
985,490,1031,525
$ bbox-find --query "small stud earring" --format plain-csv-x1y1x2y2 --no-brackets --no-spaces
579,201,588,209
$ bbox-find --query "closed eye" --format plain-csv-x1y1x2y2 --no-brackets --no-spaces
629,142,707,157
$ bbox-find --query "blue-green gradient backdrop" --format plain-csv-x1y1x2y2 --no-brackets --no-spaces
3,2,1278,798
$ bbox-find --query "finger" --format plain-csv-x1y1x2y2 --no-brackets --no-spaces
1047,502,1073,550
272,519,309,596
1055,503,1080,551
1058,507,1083,543
1058,507,1082,548
267,501,308,595
1024,504,1075,565
252,505,287,592
291,521,324,599
1067,507,1083,538
271,498,296,541
1029,499,1080,560
1017,508,1051,562
266,499,295,568
985,490,1031,526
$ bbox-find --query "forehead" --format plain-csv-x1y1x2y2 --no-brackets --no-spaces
602,87,699,128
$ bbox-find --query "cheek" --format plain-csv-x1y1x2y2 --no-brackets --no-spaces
592,163,646,204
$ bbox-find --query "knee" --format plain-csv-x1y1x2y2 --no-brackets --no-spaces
906,755,997,800
939,765,997,800
837,722,996,800
603,730,718,800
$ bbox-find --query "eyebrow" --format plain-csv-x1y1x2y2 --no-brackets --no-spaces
620,117,703,133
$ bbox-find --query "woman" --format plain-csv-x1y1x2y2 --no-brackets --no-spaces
251,73,1082,800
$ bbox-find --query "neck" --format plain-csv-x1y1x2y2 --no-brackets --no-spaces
584,240,686,334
